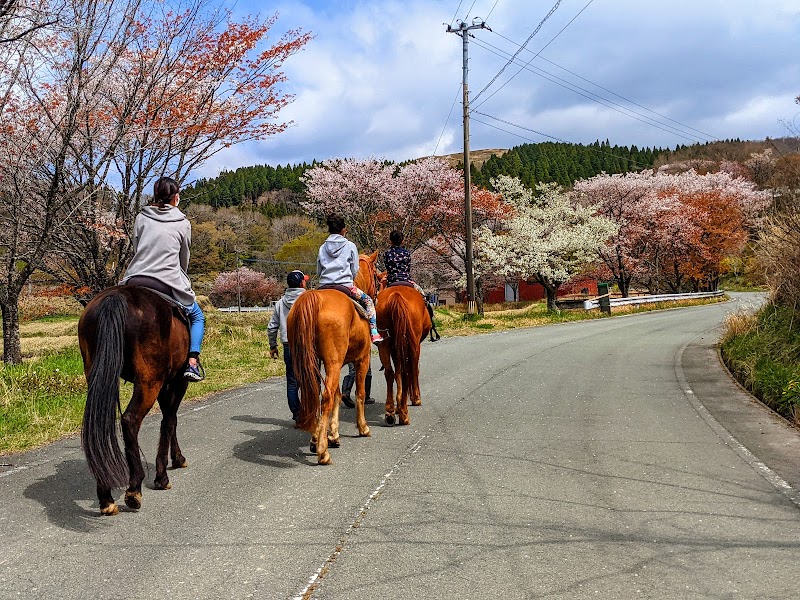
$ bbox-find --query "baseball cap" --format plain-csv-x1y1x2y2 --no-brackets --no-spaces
287,270,309,287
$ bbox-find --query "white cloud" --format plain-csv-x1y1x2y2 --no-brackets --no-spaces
207,0,800,172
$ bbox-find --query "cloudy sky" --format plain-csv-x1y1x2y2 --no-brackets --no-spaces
202,0,800,178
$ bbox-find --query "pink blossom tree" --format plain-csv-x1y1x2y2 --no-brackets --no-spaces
209,267,282,308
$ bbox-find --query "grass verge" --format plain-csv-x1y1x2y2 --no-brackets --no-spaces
720,303,800,424
1,294,727,454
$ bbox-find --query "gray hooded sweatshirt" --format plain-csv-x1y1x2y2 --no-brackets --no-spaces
316,234,359,286
268,287,305,347
120,205,196,306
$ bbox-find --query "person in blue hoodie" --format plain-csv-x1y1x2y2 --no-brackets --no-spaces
268,269,309,421
317,213,383,344
121,176,206,382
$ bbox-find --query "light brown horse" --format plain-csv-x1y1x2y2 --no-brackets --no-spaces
78,286,190,515
287,252,379,464
376,284,432,426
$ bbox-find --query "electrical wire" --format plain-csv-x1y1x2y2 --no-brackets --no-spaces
485,0,500,21
472,0,595,111
471,111,657,170
471,0,562,104
449,1,465,27
491,30,717,140
469,36,706,143
432,84,464,157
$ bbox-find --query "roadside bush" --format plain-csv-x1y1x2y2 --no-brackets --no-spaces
721,304,800,424
209,267,283,307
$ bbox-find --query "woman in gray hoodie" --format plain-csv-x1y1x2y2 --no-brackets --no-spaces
121,177,206,382
317,214,383,344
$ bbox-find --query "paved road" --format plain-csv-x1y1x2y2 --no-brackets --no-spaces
1,293,798,599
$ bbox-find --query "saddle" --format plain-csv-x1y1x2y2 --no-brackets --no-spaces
317,284,368,319
387,281,416,289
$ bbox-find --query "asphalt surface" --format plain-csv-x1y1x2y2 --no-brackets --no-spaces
1,292,798,599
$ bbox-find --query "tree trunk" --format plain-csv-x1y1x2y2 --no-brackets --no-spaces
475,277,485,316
1,298,22,365
544,283,559,312
618,276,631,298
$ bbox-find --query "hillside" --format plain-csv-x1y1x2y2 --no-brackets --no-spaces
439,148,508,169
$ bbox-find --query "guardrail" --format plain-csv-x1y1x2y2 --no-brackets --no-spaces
218,306,274,312
583,290,724,310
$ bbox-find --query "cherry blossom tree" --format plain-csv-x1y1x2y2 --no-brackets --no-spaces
209,267,282,308
482,177,617,311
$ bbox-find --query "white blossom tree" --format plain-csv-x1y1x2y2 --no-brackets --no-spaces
481,176,617,311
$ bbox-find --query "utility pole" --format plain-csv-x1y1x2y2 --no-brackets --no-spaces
235,250,241,313
447,18,489,316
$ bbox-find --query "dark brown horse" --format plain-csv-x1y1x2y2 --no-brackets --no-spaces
287,252,378,464
78,286,190,515
376,284,432,426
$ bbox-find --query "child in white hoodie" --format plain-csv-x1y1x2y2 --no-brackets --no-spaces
316,214,383,344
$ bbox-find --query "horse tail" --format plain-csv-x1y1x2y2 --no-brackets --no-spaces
81,293,129,490
389,293,418,403
288,291,322,432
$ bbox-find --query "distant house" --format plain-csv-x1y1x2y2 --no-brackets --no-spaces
483,277,598,304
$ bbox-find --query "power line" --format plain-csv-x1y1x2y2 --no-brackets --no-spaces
449,1,464,27
471,110,658,170
472,0,595,111
491,30,717,141
472,0,562,104
485,0,500,21
431,84,464,157
469,36,706,143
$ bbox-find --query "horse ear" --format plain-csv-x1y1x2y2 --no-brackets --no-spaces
370,250,379,262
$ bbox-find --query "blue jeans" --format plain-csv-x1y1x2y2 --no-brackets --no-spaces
282,343,300,419
185,301,205,355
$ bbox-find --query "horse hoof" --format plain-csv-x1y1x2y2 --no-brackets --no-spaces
328,438,341,448
310,442,317,453
153,479,172,490
359,426,371,437
124,492,142,510
411,400,421,406
100,503,119,516
385,413,396,426
318,452,331,465
400,418,410,426
171,458,188,469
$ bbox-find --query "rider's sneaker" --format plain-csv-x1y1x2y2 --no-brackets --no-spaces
184,362,205,382
370,332,384,344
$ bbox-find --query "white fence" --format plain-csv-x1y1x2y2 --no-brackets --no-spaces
583,291,724,310
218,305,274,313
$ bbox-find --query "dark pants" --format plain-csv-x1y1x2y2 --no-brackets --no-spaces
282,343,300,419
342,363,372,399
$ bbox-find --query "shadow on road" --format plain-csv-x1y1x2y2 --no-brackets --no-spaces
23,459,105,533
230,415,312,468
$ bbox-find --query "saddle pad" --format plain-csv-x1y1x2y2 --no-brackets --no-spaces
317,284,368,320
388,281,416,289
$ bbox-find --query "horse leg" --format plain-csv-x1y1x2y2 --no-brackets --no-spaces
314,371,339,465
379,342,396,426
153,378,187,490
97,485,118,516
120,381,159,510
328,383,341,449
168,378,189,469
353,357,371,437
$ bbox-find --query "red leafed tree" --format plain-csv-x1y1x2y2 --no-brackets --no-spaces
576,169,770,295
209,267,282,308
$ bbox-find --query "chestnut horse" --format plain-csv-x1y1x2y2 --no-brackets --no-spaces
376,285,432,426
288,252,379,464
78,286,190,515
